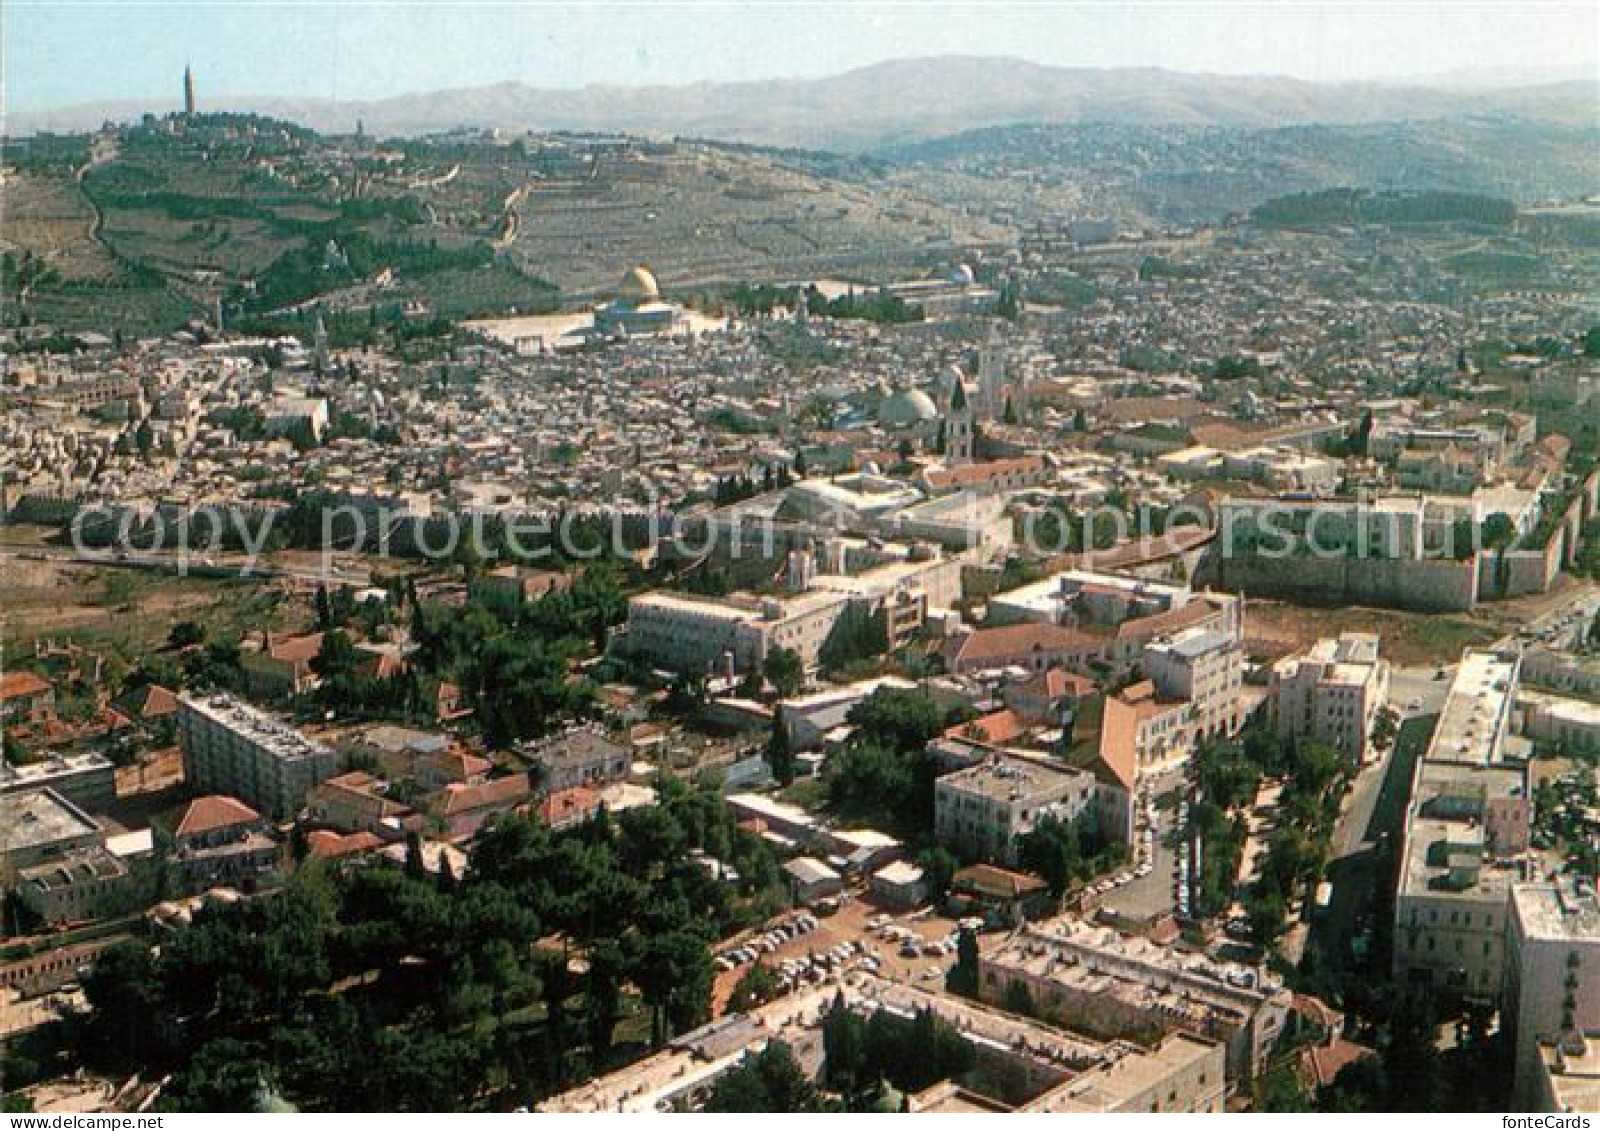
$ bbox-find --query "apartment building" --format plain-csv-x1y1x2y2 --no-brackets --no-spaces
1271,633,1392,764
1142,626,1245,742
178,693,340,820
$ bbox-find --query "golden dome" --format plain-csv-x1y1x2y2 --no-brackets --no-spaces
617,265,660,301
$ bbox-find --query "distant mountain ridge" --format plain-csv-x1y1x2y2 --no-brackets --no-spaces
11,56,1596,150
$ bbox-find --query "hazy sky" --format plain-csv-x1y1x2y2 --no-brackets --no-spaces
6,1,1596,112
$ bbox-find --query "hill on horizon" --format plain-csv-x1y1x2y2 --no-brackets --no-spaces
10,56,1596,151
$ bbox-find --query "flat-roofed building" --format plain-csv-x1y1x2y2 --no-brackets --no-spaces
987,569,1190,628
1505,880,1600,1108
980,918,1292,1089
16,848,133,925
624,589,848,676
1531,1030,1600,1114
178,693,339,820
539,973,1226,1114
523,726,630,791
0,788,101,879
1519,690,1600,755
783,855,844,903
1028,1032,1226,1113
726,791,818,850
1272,633,1392,764
1142,625,1245,743
935,754,1096,864
0,749,116,812
1392,650,1526,1000
777,676,917,751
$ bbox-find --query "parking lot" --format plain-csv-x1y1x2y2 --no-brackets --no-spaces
711,896,963,1014
1100,772,1183,923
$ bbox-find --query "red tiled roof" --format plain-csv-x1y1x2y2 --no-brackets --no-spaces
1092,694,1143,793
132,683,180,718
1014,668,1097,700
1292,993,1344,1032
538,786,603,827
173,794,261,838
305,829,383,859
922,456,1045,491
358,650,408,681
953,863,1047,899
1114,599,1215,642
267,632,324,663
0,671,51,700
1301,1039,1374,1089
944,622,1099,667
436,773,530,816
945,708,1028,745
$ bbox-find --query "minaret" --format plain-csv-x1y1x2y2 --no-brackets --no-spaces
183,65,196,116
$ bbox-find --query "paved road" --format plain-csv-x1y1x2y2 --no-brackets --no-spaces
1495,584,1600,652
1311,712,1435,981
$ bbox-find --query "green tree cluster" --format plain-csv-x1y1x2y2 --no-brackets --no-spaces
78,775,786,1111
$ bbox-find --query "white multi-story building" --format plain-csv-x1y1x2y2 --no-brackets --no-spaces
624,548,960,675
178,694,339,820
1505,880,1600,1108
935,754,1096,865
1392,651,1526,1001
1271,633,1391,764
624,589,849,676
1142,626,1245,743
980,918,1292,1089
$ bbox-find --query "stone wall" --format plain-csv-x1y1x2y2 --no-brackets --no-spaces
1199,548,1479,612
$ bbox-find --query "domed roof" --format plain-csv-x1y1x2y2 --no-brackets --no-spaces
878,384,938,427
617,265,660,301
948,263,976,286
